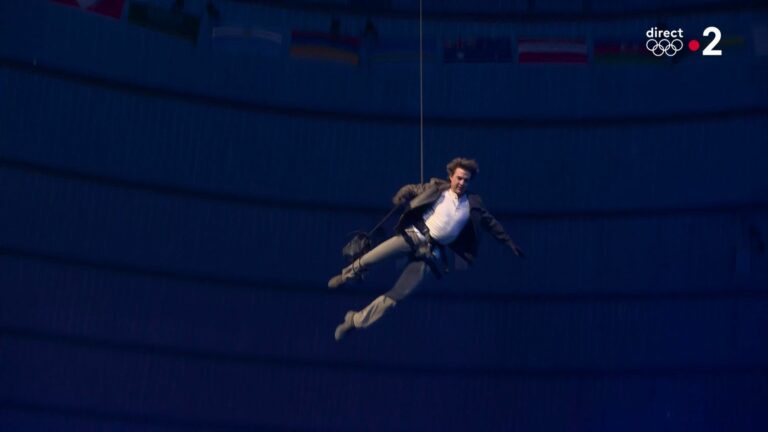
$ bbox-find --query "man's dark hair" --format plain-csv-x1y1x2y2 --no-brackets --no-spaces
446,157,479,178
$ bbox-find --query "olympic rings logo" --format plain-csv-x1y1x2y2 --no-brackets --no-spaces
645,38,684,57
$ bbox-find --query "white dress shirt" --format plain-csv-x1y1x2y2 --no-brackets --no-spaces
418,189,470,245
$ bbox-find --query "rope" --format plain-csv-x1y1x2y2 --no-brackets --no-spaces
419,0,424,184
366,202,405,237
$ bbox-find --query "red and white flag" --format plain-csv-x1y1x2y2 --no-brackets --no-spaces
52,0,126,19
518,38,588,64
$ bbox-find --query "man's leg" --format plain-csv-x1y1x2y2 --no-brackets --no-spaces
328,234,411,288
335,260,427,340
384,259,428,302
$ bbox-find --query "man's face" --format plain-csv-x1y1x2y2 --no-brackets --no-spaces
450,167,472,196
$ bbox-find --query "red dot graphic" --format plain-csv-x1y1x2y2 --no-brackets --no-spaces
689,40,700,51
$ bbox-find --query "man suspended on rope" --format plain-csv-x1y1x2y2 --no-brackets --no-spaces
329,157,525,340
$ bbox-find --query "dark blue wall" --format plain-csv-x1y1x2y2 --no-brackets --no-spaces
1,1,767,431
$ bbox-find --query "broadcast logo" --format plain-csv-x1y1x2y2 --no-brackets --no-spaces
645,26,722,57
646,27,684,57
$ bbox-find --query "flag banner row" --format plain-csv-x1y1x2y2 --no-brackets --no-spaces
50,1,764,63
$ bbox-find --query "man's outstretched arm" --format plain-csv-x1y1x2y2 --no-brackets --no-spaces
476,199,525,258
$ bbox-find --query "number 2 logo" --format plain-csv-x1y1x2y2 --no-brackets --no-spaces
702,26,722,56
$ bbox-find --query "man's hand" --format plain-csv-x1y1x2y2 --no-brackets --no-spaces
392,193,408,206
511,244,526,258
392,184,418,205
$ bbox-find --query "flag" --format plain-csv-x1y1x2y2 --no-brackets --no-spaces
753,25,768,56
518,38,588,64
443,37,513,63
370,37,437,63
212,25,283,56
594,40,655,64
290,31,361,65
127,1,200,44
52,0,125,19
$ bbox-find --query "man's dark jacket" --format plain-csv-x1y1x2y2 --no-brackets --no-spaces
393,178,522,265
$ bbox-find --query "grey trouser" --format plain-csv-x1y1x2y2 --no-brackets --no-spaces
351,228,433,329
